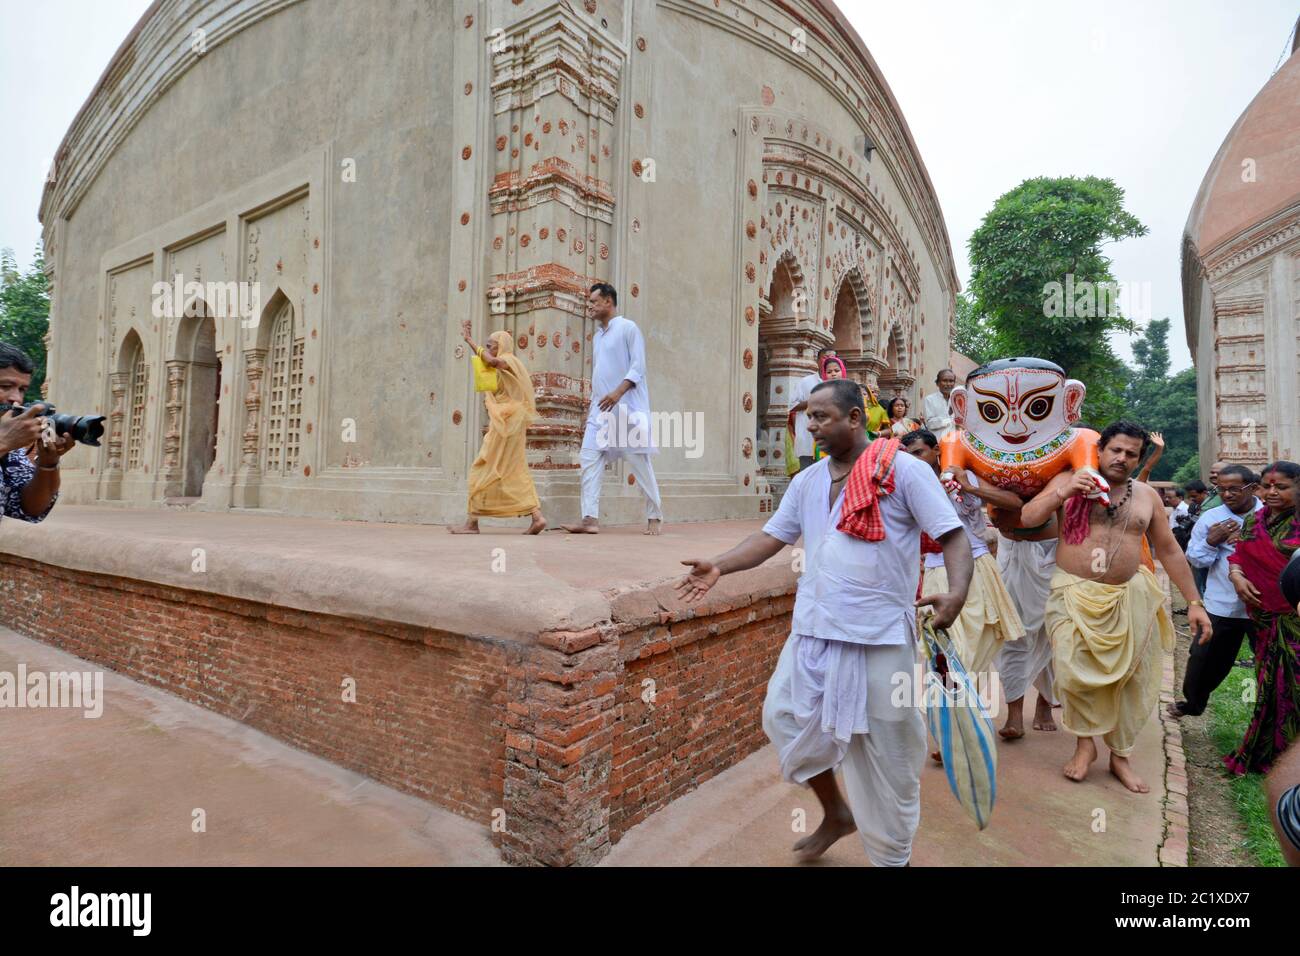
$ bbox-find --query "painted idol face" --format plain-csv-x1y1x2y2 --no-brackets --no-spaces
950,366,1085,454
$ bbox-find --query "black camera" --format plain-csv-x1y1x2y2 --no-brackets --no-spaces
0,402,106,447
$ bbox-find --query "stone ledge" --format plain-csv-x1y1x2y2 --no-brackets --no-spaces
0,506,795,643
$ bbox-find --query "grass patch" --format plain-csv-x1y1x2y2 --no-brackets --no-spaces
1207,669,1285,867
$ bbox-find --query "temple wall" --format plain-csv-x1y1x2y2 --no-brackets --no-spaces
41,0,956,523
1186,205,1300,471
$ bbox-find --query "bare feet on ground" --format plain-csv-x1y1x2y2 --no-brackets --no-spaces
792,808,856,861
1108,754,1149,793
643,518,662,536
1063,736,1098,782
448,521,479,534
524,511,547,535
561,520,599,534
999,699,1025,740
1032,696,1057,731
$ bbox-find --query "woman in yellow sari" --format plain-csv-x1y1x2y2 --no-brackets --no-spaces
450,325,546,534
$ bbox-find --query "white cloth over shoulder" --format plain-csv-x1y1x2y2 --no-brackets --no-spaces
922,391,955,441
791,372,822,458
762,451,962,646
582,315,656,457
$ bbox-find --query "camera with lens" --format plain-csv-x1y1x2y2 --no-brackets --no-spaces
0,402,106,447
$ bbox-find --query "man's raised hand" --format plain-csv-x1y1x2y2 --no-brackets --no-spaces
676,559,721,605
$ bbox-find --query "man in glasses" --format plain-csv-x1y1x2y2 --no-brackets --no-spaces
1168,464,1262,718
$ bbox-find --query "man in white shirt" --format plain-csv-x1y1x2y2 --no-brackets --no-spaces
676,379,970,866
921,368,957,441
1167,488,1189,531
562,283,663,535
789,348,837,471
1169,464,1261,718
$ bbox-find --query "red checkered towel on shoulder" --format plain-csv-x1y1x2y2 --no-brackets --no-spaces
920,532,944,555
836,436,901,542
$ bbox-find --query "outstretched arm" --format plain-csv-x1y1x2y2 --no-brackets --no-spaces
676,532,789,604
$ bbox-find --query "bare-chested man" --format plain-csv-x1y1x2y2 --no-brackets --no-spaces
1020,421,1211,792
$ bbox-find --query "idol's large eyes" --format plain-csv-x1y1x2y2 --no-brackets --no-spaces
1024,395,1055,421
978,401,1003,423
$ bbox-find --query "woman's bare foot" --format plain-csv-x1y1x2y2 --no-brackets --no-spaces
643,518,662,536
999,698,1025,740
524,511,547,535
1108,754,1149,793
1033,697,1057,731
930,750,944,764
448,520,480,534
561,519,599,534
1165,701,1187,719
792,807,856,861
1063,737,1097,782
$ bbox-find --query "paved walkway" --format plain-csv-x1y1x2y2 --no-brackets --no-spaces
0,623,1167,866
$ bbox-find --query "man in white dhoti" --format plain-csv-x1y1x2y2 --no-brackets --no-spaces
677,380,971,865
992,520,1061,739
921,369,957,442
562,283,663,535
789,348,838,471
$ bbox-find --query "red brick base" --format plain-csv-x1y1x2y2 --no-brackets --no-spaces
0,554,792,865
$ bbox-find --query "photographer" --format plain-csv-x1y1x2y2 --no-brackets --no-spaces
0,343,74,523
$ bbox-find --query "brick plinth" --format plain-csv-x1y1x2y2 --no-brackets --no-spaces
0,552,795,865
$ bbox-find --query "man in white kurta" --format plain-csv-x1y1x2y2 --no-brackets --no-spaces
921,368,957,442
563,283,662,534
789,348,837,471
678,383,967,865
764,449,962,865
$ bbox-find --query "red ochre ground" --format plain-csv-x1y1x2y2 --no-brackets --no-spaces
0,508,1167,866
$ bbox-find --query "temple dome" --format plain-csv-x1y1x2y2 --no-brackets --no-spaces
1185,43,1300,256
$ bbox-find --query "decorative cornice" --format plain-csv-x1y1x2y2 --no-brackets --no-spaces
1202,204,1300,282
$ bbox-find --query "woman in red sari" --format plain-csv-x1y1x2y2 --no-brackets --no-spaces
1225,460,1300,774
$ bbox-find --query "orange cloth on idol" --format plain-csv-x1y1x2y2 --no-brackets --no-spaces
467,331,541,517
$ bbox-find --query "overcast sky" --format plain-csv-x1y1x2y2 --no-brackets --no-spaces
3,0,1297,372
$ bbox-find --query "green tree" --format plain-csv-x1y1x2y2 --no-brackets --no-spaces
967,176,1147,424
0,246,50,400
951,291,997,365
1126,319,1198,481
1172,452,1200,486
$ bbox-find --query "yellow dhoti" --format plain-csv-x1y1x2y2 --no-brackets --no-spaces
922,553,1024,677
1044,567,1174,757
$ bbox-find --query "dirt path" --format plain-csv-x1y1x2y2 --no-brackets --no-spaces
1166,590,1254,867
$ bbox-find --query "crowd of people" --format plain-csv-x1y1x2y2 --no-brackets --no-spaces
6,275,1294,866
447,282,1297,865
668,348,1300,866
